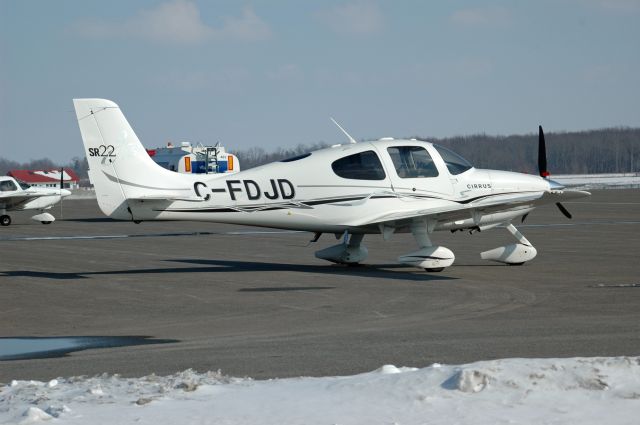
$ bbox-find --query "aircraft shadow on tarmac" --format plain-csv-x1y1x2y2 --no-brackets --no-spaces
0,336,178,361
238,286,336,292
0,259,458,282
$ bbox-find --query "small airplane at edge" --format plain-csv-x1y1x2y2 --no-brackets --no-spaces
73,98,589,272
0,175,71,226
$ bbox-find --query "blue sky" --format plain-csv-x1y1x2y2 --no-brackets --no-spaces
1,0,639,162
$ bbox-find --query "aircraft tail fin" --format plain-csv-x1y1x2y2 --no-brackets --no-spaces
73,98,192,219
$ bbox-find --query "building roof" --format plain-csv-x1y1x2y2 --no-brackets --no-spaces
7,168,80,183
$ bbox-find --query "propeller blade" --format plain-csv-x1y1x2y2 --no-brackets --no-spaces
59,167,64,220
556,202,572,219
538,125,549,177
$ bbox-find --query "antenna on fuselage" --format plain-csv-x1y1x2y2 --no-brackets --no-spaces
330,117,357,144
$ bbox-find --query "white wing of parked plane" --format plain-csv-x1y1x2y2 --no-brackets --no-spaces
0,190,63,201
0,192,46,201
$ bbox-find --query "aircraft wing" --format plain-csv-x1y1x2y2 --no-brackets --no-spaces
0,191,61,201
0,191,61,209
347,189,590,228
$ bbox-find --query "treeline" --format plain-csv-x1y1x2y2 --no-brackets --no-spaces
2,128,639,179
429,127,640,174
231,142,330,170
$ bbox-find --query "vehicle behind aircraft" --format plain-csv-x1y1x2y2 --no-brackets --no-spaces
147,142,240,175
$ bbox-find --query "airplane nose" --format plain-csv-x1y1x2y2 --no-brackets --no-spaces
61,189,72,197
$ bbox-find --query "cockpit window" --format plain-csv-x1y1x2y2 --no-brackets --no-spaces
331,150,386,180
18,181,31,190
0,180,18,192
387,146,439,178
433,144,473,175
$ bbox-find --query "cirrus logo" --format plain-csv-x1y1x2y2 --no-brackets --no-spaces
467,183,492,189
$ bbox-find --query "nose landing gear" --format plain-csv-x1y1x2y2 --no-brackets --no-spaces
480,223,537,265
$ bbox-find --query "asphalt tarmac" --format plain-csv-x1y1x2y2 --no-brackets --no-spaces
1,189,639,382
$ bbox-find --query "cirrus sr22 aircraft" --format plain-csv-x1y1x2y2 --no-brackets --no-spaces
73,98,589,272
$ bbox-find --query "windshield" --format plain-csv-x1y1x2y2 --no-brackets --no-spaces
433,144,473,175
0,180,18,192
18,181,31,190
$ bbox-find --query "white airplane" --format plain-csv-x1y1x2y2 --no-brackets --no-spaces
73,98,590,272
0,176,71,226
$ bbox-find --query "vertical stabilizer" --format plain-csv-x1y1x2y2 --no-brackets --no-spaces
73,98,192,219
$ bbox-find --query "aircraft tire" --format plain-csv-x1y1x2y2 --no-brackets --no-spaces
41,221,52,225
508,262,525,266
0,215,11,226
425,267,445,272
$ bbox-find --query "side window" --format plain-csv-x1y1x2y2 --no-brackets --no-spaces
331,150,386,180
433,144,473,175
0,180,18,191
387,146,439,178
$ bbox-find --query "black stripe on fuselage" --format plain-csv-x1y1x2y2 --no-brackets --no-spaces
395,190,542,205
150,190,541,214
152,194,397,213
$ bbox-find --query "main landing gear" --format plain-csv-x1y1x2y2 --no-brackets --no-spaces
315,232,368,265
398,218,455,272
0,210,57,227
31,212,56,225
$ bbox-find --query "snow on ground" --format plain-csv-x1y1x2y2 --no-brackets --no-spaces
554,173,640,189
2,357,640,425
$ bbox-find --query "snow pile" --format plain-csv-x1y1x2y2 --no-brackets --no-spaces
554,173,640,189
2,357,640,424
